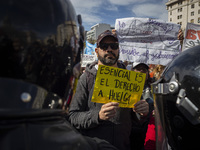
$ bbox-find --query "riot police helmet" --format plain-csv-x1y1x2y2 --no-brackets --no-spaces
152,45,200,150
0,0,82,110
0,1,104,150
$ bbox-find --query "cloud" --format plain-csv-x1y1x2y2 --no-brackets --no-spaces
71,0,104,28
71,0,169,31
105,5,118,11
71,0,119,30
71,0,102,10
108,0,147,5
132,2,168,21
81,13,102,26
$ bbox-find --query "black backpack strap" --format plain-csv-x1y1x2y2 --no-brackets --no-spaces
117,61,126,69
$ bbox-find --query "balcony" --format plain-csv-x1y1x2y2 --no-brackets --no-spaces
166,0,179,6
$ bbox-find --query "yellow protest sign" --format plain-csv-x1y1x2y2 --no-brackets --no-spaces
91,65,146,108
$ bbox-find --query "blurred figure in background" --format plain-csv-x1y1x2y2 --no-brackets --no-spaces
150,65,166,81
130,62,154,150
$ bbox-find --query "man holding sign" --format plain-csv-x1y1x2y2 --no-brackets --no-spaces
68,30,151,150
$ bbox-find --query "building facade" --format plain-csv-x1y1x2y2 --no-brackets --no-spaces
86,23,114,41
166,0,200,30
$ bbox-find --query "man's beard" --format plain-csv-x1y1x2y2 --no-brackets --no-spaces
98,51,119,66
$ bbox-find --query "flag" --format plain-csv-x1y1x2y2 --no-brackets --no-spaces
84,41,96,55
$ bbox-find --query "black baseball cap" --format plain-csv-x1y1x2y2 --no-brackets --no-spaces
97,30,118,47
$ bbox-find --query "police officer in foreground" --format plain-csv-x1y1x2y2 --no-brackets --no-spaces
152,45,200,150
0,1,118,149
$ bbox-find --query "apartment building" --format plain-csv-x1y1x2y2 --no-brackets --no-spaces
166,0,200,30
86,23,114,41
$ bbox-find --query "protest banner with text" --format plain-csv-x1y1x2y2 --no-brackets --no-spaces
183,23,200,51
115,17,181,66
91,65,146,108
81,54,96,67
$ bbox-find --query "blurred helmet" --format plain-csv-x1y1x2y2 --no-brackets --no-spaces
152,45,200,150
0,1,100,150
0,0,81,109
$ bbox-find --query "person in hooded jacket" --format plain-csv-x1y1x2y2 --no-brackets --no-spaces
68,30,151,150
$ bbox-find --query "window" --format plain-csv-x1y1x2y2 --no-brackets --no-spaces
191,4,195,9
178,8,182,12
191,11,194,16
177,22,182,26
177,15,182,19
198,18,200,23
170,18,172,22
170,11,172,15
198,9,200,14
191,19,194,23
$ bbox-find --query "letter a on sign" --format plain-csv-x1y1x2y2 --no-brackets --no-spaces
98,90,103,97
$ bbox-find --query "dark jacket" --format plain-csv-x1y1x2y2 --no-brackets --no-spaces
130,86,154,150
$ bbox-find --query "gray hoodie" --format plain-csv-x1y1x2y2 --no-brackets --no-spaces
68,61,133,150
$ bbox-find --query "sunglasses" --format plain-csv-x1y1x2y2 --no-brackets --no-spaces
99,43,119,50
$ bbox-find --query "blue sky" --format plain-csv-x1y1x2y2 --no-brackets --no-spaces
71,0,169,31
